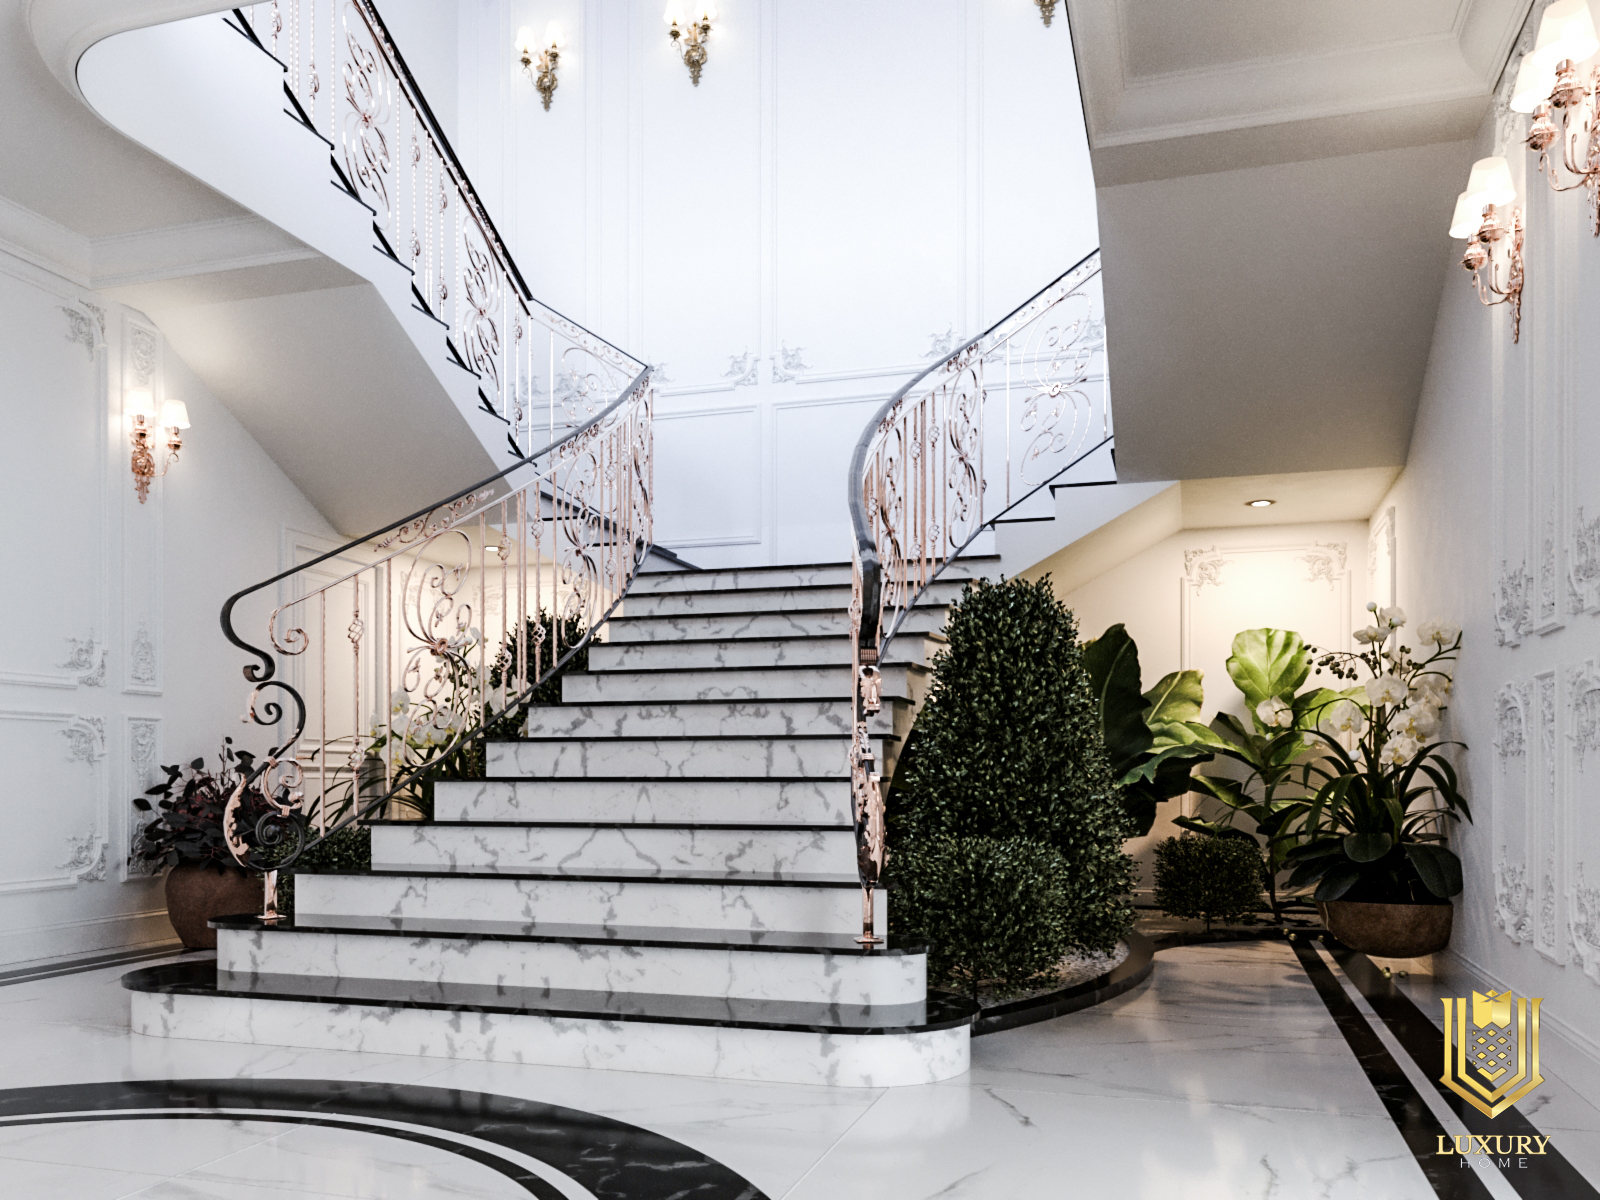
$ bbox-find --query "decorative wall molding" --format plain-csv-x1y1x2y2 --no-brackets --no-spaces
1182,546,1229,591
60,715,105,764
1495,560,1532,646
59,633,105,688
57,835,107,883
129,325,157,386
1368,506,1396,607
924,328,955,359
1534,670,1564,963
1568,659,1600,766
722,351,759,388
1571,863,1600,983
1569,506,1600,615
128,625,156,688
1299,542,1347,590
125,716,162,881
1496,850,1533,944
1495,681,1528,759
769,342,808,384
60,304,100,359
0,707,106,895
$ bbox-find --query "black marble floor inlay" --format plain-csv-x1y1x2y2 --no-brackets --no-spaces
1289,938,1497,1200
0,942,185,988
346,865,868,886
1325,942,1600,1200
125,960,980,1033
212,912,924,955
0,1078,766,1199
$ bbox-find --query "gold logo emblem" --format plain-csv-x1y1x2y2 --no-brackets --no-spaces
1441,989,1544,1118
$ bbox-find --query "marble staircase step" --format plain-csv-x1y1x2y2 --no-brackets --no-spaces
627,556,999,595
433,778,852,824
604,605,948,643
369,820,856,875
296,868,886,935
126,960,973,1087
618,577,970,618
213,914,923,1004
522,699,899,739
560,663,928,704
485,735,877,779
587,636,932,672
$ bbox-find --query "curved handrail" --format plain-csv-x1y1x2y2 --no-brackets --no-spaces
843,248,1107,945
200,2,658,910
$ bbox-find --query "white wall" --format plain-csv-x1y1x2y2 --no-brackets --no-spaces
379,0,460,145
453,0,1099,566
1371,6,1600,1080
0,243,337,967
1044,521,1369,879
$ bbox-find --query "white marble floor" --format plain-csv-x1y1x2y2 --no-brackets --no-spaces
0,939,1595,1199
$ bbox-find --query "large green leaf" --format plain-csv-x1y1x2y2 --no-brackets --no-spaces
1343,831,1393,863
1406,843,1464,898
1083,624,1154,775
1226,628,1310,711
1142,670,1205,725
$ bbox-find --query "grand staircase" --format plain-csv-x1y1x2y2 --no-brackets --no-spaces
127,561,991,1086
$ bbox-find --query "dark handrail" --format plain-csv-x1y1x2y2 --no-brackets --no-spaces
846,246,1103,659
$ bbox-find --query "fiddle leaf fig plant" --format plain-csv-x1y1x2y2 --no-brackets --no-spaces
1084,623,1221,837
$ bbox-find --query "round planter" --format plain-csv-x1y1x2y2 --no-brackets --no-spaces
1319,899,1453,958
164,863,262,950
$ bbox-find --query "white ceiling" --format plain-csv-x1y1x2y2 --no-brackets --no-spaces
1066,0,1534,482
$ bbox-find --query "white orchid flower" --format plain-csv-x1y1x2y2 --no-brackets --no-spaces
1319,698,1368,738
1399,702,1440,739
389,688,411,715
1365,674,1408,706
1416,619,1461,646
1256,697,1295,729
1353,625,1386,645
1379,606,1407,629
1379,735,1421,766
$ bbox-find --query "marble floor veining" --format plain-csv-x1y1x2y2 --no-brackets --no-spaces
0,938,1594,1199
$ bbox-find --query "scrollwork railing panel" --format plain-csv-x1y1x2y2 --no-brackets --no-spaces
842,250,1106,945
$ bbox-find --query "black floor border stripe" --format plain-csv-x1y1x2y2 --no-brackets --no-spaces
0,943,187,988
1325,942,1599,1200
0,1110,565,1199
1288,938,1497,1200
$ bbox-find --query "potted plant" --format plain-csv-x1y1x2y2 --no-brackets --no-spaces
1286,607,1468,957
131,743,262,949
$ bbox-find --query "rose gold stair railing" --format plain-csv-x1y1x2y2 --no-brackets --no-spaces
207,4,656,915
844,249,1109,945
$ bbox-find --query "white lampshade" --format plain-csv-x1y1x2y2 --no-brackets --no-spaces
1464,156,1517,209
514,25,536,54
543,21,566,50
126,388,157,420
663,2,686,25
692,2,718,20
1534,0,1599,66
160,399,190,430
1510,48,1561,112
1449,191,1483,239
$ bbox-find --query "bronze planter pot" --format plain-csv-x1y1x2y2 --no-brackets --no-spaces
1319,899,1454,958
164,863,261,950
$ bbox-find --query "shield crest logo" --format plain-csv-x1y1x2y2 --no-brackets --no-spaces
1441,989,1544,1118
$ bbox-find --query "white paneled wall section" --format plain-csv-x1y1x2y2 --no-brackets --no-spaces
455,0,1099,566
0,240,337,966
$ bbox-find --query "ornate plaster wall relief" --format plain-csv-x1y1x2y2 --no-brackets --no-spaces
924,328,955,359
59,634,105,688
57,835,107,883
129,325,157,386
769,343,808,384
1496,561,1532,646
60,716,105,765
59,305,100,359
125,717,162,880
1537,509,1563,632
1569,660,1600,765
1535,670,1565,962
1183,547,1230,591
722,351,759,388
1368,506,1396,607
1571,864,1600,983
1569,506,1600,614
1299,542,1347,590
1496,681,1529,759
129,624,156,688
1496,851,1534,943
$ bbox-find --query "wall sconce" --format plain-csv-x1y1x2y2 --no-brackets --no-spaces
516,23,566,111
1449,157,1523,344
665,3,716,86
127,389,189,504
1036,1,1059,26
1509,0,1600,234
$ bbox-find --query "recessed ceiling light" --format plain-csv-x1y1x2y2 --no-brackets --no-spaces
1247,499,1275,508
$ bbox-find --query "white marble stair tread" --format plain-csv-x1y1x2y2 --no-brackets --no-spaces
618,577,970,617
523,699,898,739
486,734,881,779
214,915,925,1004
625,556,996,595
588,635,932,672
605,604,948,642
369,820,857,874
126,961,973,1087
560,663,927,703
434,778,852,824
295,869,887,935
